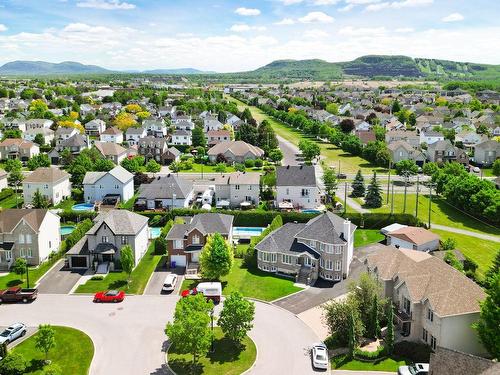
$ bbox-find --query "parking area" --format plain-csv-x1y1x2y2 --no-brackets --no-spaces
36,259,87,294
0,324,37,349
144,265,184,296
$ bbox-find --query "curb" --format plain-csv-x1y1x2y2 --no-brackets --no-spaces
33,258,64,288
269,285,308,304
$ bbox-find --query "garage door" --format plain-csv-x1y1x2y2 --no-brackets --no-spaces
170,255,186,267
70,256,88,268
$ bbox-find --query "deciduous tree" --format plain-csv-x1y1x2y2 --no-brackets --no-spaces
120,245,134,283
35,324,56,361
218,292,255,344
200,233,233,280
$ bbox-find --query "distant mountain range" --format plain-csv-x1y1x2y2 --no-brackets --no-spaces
0,56,499,80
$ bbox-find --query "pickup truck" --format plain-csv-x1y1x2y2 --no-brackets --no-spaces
0,287,38,303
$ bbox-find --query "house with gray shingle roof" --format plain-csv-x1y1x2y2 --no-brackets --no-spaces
255,212,355,285
83,165,134,204
166,213,233,269
275,165,320,210
66,209,149,272
136,174,194,210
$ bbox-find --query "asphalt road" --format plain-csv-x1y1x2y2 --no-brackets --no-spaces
0,294,321,375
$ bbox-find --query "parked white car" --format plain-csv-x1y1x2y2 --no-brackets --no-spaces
311,342,328,370
162,274,178,292
398,363,429,375
0,323,27,345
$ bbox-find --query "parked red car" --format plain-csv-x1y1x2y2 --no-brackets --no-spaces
181,288,198,298
93,290,125,303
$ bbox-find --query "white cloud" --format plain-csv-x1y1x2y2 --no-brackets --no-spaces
298,11,334,23
338,26,387,36
395,27,414,33
442,13,464,22
280,0,304,5
338,4,354,12
0,24,7,32
76,0,136,10
235,7,261,16
347,0,381,4
274,18,296,25
230,24,266,32
304,29,330,38
312,0,341,5
366,0,432,12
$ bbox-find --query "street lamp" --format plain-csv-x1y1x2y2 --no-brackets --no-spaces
428,182,437,228
24,256,30,288
210,308,215,353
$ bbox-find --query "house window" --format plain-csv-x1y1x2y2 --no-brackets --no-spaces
335,260,341,271
430,335,436,350
334,273,341,281
335,245,342,254
102,236,109,243
26,249,32,258
282,254,293,265
403,297,411,314
301,188,309,197
49,241,52,249
427,308,434,322
192,235,200,245
19,234,25,244
174,240,183,249
121,236,128,245
320,258,325,267
325,260,333,271
5,250,12,261
422,328,428,343
26,234,32,244
325,244,333,254
261,252,277,263
285,188,289,195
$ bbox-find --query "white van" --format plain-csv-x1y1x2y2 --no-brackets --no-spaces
162,274,178,292
196,282,222,303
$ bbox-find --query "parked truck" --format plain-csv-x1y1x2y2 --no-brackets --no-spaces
0,287,38,303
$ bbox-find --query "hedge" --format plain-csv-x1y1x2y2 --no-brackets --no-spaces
354,345,388,361
134,208,420,229
393,341,432,363
62,218,94,252
58,210,98,222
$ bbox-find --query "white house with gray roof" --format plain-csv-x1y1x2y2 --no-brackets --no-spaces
214,172,260,208
83,166,134,204
125,127,147,146
66,209,149,272
275,165,320,210
255,212,356,285
23,167,71,206
136,174,194,210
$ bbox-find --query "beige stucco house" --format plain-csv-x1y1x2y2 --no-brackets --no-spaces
23,167,71,206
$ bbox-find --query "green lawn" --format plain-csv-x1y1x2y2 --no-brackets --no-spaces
54,198,77,210
354,229,385,247
177,162,263,174
75,242,162,294
12,326,94,375
0,255,62,290
0,193,23,209
167,327,256,375
431,229,499,280
228,96,387,174
181,258,302,301
355,192,500,236
331,354,410,371
118,194,138,210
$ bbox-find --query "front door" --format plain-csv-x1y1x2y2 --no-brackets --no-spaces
304,257,312,267
191,252,200,263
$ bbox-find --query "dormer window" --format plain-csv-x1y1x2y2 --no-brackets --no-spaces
192,235,200,245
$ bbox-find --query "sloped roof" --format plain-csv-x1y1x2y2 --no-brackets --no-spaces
366,246,485,317
166,213,233,240
389,226,439,245
24,167,70,183
83,166,133,185
138,174,193,200
214,172,260,186
207,141,264,158
87,209,148,236
102,126,122,135
295,211,356,245
276,165,316,187
94,141,127,156
0,209,51,233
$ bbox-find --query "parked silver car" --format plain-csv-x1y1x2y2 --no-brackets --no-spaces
0,323,27,345
311,342,328,370
398,363,429,375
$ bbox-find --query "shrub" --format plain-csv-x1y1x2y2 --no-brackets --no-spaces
324,334,343,350
64,219,93,251
254,159,263,168
234,244,248,259
393,341,432,363
235,163,245,172
58,210,97,222
71,188,83,201
91,275,104,281
354,345,388,360
0,352,27,375
244,159,255,168
149,215,163,227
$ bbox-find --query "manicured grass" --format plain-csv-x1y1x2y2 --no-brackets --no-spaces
228,96,387,174
118,194,138,210
0,193,23,209
0,255,62,289
177,162,262,174
431,229,499,280
355,192,500,236
181,258,302,301
75,242,162,294
168,327,256,375
354,229,385,247
12,326,94,375
331,354,410,371
54,198,77,210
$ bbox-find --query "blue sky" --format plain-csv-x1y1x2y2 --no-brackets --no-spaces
0,0,498,71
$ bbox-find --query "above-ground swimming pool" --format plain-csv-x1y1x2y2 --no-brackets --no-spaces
149,227,161,239
71,203,95,212
60,226,76,236
301,209,322,214
233,227,265,238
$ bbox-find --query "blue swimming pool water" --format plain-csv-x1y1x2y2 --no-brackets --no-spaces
233,227,265,237
60,226,76,236
301,209,321,214
72,203,95,211
149,227,161,239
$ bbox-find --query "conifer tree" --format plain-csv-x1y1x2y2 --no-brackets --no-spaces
365,172,382,208
351,170,365,198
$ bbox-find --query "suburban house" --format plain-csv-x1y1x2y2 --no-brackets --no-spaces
54,133,89,156
23,128,54,145
135,174,194,210
426,140,469,165
94,141,128,165
138,136,169,164
455,131,488,149
164,147,181,165
54,127,79,146
386,226,440,252
255,212,356,284
125,127,147,146
85,119,106,136
203,117,223,132
175,120,195,131
0,170,7,191
207,141,264,163
25,119,53,130
66,209,149,272
0,138,40,162
420,129,445,145
171,130,192,146
473,140,500,167
143,119,167,137
366,246,486,356
23,167,71,206
388,141,426,165
206,130,231,146
213,172,260,208
385,130,420,148
83,165,134,204
0,209,61,270
100,127,124,144
166,213,234,270
275,165,320,210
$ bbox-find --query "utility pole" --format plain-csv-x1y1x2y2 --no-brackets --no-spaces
415,175,420,219
391,182,395,215
402,172,410,214
386,160,392,204
344,182,347,215
25,256,30,288
338,160,341,176
428,183,436,228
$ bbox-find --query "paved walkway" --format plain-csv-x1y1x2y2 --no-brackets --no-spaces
430,224,500,242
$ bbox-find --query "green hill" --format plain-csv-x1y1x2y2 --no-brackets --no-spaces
249,59,343,80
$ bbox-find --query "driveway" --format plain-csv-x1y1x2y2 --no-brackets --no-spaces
278,135,301,166
274,245,381,314
145,263,184,296
0,325,37,349
36,259,86,294
0,295,321,374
